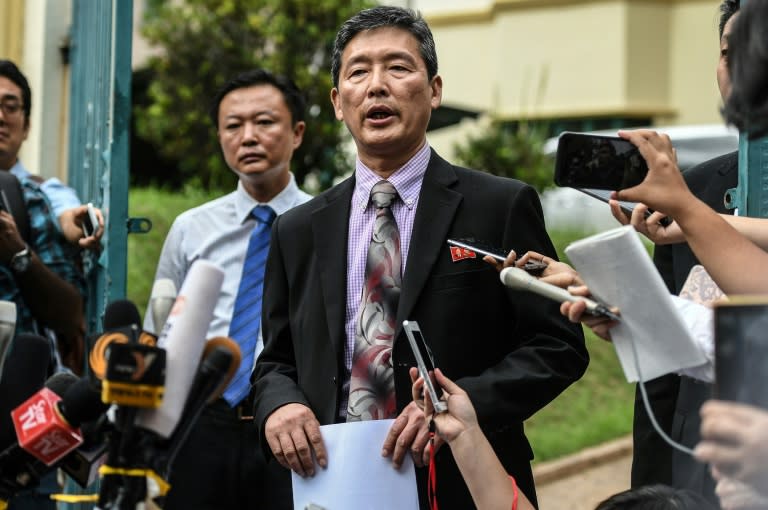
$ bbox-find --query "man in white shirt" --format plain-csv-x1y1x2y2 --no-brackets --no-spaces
145,69,311,509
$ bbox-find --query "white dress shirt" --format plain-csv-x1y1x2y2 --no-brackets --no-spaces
144,174,312,360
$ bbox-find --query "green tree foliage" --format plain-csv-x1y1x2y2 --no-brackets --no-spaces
135,0,374,191
453,118,555,193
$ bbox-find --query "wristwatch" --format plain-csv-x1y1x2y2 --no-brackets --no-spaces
9,245,31,274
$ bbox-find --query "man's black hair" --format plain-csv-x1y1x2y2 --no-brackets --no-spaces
331,6,438,88
719,0,740,39
0,60,31,125
722,0,768,139
208,69,306,129
595,484,718,510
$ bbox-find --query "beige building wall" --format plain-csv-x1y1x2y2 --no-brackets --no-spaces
425,0,724,122
0,0,25,62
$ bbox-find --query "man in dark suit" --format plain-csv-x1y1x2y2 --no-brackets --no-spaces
252,6,587,509
628,1,739,501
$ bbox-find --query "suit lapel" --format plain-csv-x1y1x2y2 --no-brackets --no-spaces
395,152,462,333
312,178,355,357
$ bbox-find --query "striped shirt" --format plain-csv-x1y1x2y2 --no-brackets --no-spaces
340,142,431,416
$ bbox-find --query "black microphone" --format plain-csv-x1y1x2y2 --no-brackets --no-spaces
103,300,141,331
158,337,240,478
0,334,52,452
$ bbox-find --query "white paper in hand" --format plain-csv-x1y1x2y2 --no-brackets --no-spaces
564,225,708,382
291,420,419,510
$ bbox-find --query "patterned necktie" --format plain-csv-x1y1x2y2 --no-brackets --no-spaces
223,205,276,406
347,181,401,421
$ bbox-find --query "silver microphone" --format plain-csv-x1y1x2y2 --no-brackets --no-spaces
149,279,177,335
500,267,620,321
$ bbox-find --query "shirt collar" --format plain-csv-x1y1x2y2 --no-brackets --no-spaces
234,172,302,223
8,160,29,178
353,142,431,211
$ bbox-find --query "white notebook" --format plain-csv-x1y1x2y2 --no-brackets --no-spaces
564,225,708,382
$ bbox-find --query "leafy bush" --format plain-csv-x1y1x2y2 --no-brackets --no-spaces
453,119,554,193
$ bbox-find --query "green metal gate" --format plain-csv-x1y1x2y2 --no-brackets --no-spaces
68,0,133,334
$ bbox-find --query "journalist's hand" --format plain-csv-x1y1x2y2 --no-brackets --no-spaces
696,400,768,495
0,211,25,262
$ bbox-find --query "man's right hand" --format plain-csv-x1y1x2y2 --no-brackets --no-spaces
0,211,26,262
264,403,327,477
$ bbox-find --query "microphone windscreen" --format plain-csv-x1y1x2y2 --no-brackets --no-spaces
44,372,79,396
201,337,241,403
103,300,141,331
135,260,224,437
57,378,110,428
0,334,51,449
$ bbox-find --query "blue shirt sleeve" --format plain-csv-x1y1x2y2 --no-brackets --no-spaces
39,178,82,217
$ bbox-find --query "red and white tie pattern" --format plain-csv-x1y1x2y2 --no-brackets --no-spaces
347,180,401,422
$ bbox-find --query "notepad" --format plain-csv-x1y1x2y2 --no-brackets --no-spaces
564,225,708,382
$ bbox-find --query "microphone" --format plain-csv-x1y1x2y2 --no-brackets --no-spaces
0,301,16,379
103,299,141,331
135,260,224,438
90,300,154,381
0,334,52,451
58,416,110,488
156,337,240,478
149,279,177,336
97,261,223,509
0,373,109,501
499,266,621,321
10,374,108,465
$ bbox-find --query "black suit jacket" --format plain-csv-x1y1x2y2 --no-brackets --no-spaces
630,151,737,496
253,150,588,509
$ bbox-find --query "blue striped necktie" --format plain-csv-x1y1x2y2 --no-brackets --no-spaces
223,205,276,406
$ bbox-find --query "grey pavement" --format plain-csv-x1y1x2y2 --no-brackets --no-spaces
534,435,633,510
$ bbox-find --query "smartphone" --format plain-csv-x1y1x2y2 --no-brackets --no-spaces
0,190,11,215
446,238,548,275
82,202,99,237
576,188,672,227
554,132,648,190
402,320,447,414
714,300,768,409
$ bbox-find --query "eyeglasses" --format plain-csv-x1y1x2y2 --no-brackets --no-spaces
0,98,23,117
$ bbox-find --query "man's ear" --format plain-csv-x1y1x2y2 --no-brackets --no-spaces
430,75,443,111
330,88,344,121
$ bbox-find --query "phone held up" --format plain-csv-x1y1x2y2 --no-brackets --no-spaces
446,238,548,275
554,132,648,191
402,320,447,414
81,202,99,238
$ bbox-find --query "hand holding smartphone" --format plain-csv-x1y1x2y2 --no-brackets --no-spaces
81,203,99,238
402,320,447,414
555,132,648,191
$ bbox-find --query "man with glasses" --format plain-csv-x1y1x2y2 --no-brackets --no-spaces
0,60,86,510
0,60,103,251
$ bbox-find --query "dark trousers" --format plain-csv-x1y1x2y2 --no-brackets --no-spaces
671,379,717,505
631,374,680,487
162,399,292,510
